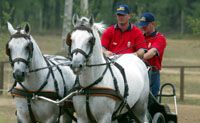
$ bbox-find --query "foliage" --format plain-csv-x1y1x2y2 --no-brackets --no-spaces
186,16,200,35
0,33,9,61
0,0,200,35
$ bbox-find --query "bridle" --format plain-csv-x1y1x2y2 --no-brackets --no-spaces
66,25,95,62
6,29,33,68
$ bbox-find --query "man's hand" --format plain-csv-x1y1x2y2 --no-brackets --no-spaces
103,50,114,57
102,47,114,57
143,48,157,60
135,49,146,59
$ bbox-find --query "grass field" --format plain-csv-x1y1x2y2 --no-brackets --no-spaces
0,33,200,122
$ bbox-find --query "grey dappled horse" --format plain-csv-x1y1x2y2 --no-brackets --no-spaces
7,22,75,123
66,15,149,123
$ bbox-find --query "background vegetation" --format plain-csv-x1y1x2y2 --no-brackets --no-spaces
0,0,200,122
1,0,200,34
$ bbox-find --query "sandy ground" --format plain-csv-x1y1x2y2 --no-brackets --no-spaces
0,95,200,123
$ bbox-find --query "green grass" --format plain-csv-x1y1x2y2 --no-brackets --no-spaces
1,33,200,104
0,95,16,123
0,33,64,62
0,33,200,123
163,39,200,66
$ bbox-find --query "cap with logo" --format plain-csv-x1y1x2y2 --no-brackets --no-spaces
116,4,130,15
138,12,155,27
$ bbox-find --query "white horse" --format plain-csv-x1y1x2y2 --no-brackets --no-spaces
66,15,150,123
6,22,76,123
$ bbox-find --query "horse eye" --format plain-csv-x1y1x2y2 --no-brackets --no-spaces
25,45,29,51
88,38,94,45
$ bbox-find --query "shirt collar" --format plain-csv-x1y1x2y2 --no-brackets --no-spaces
114,23,133,31
144,30,157,37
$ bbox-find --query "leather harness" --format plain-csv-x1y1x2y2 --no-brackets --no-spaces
69,57,141,123
7,30,73,123
67,25,142,123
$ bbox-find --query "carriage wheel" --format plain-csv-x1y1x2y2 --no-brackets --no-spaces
146,110,152,122
152,112,165,123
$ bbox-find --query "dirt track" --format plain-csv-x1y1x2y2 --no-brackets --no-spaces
0,95,200,123
178,104,200,123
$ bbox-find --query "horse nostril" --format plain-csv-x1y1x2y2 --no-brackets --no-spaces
21,72,25,77
13,69,25,82
79,64,83,68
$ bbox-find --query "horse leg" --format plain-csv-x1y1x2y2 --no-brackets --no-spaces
76,117,90,123
60,113,72,123
17,116,23,123
16,112,31,123
132,86,149,123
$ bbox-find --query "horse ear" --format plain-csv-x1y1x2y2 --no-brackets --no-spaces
7,22,17,35
72,14,80,27
24,23,31,34
89,16,94,26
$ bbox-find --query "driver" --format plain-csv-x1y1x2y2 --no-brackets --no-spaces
101,4,147,58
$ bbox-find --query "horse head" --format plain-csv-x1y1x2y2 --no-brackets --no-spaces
67,15,106,75
67,15,94,74
6,22,33,82
72,14,94,28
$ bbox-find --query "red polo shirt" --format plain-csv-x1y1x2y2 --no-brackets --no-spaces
145,32,166,70
101,24,147,54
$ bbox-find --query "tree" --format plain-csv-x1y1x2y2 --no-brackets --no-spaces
81,0,88,16
61,0,73,51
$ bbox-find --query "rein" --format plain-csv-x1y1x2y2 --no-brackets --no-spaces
29,61,71,73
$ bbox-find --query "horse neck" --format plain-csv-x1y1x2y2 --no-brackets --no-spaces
79,29,108,87
22,38,50,90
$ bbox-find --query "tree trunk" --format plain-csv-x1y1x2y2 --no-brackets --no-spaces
61,0,73,52
81,0,88,16
180,9,184,34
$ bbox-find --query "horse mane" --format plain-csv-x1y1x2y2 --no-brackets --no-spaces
78,16,106,34
92,22,106,34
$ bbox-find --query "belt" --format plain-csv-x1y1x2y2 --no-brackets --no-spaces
151,66,159,72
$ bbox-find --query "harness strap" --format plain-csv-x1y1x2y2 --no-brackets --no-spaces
111,61,141,123
37,71,51,93
126,104,141,123
48,59,67,97
112,61,129,98
27,98,39,123
10,88,59,100
79,87,123,100
12,58,29,66
84,65,109,90
86,94,97,123
43,56,60,98
11,88,60,123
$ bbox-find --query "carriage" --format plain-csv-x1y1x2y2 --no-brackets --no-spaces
147,83,178,123
6,17,177,123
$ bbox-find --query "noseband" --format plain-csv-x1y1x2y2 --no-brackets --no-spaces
66,26,95,61
6,30,33,68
